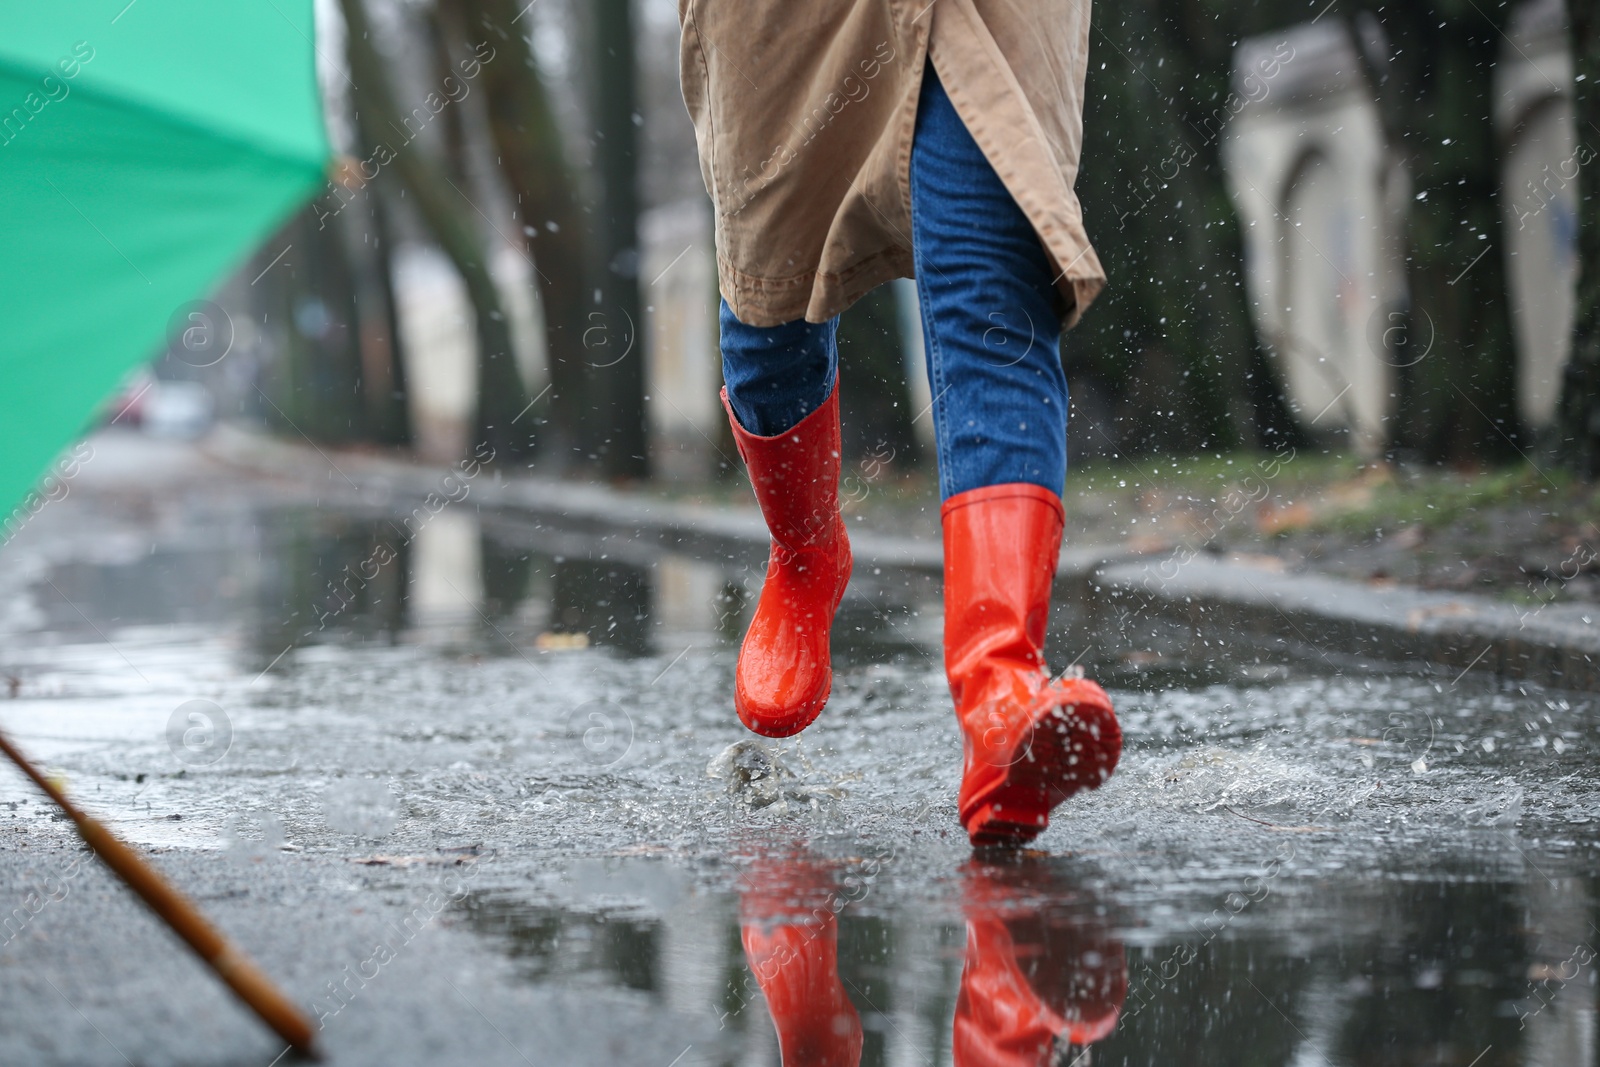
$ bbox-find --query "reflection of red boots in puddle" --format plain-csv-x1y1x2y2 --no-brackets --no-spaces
738,853,1125,1067
954,858,1127,1066
739,857,864,1067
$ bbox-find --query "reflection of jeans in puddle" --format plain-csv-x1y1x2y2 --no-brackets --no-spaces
737,853,1126,1067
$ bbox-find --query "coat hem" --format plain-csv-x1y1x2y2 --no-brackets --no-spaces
928,0,1106,330
719,245,914,327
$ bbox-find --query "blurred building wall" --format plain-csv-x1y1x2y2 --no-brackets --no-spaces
1223,21,1408,456
386,242,545,465
1495,0,1580,431
641,198,720,482
393,244,475,462
1225,0,1580,448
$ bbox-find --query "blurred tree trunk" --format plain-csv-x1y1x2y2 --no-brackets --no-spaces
339,0,533,462
456,0,595,473
264,206,367,443
1355,1,1520,464
365,187,414,446
591,0,650,480
338,42,413,448
334,162,412,446
258,217,315,434
1556,3,1600,475
1070,0,1285,456
424,5,473,186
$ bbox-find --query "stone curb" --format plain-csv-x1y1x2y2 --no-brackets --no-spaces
202,428,1600,690
200,426,1133,579
1095,557,1600,690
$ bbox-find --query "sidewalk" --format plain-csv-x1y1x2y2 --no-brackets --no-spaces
199,427,1600,691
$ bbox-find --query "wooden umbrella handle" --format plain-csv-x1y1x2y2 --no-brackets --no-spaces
0,730,317,1057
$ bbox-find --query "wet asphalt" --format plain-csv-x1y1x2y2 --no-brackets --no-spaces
1,431,1598,1066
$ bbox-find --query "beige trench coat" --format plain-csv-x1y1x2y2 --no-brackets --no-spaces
678,0,1103,330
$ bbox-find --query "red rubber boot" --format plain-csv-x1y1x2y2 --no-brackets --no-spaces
942,484,1121,845
723,381,852,737
740,859,864,1067
954,860,1127,1065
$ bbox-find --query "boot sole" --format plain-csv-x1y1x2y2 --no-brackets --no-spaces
962,695,1120,846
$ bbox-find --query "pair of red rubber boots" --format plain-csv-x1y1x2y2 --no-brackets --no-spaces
723,383,1121,844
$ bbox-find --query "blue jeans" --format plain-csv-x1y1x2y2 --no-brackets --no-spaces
720,65,1069,501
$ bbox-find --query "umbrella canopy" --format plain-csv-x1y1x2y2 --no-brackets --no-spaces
0,1,329,519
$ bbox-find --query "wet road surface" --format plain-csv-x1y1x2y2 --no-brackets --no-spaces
0,434,1597,1066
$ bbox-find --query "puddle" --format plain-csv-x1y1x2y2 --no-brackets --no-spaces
0,458,1598,1064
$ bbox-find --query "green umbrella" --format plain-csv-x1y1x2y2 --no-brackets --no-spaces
0,0,330,520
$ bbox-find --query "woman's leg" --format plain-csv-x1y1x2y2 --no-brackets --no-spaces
717,300,852,737
910,68,1068,501
911,64,1120,847
719,298,838,436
